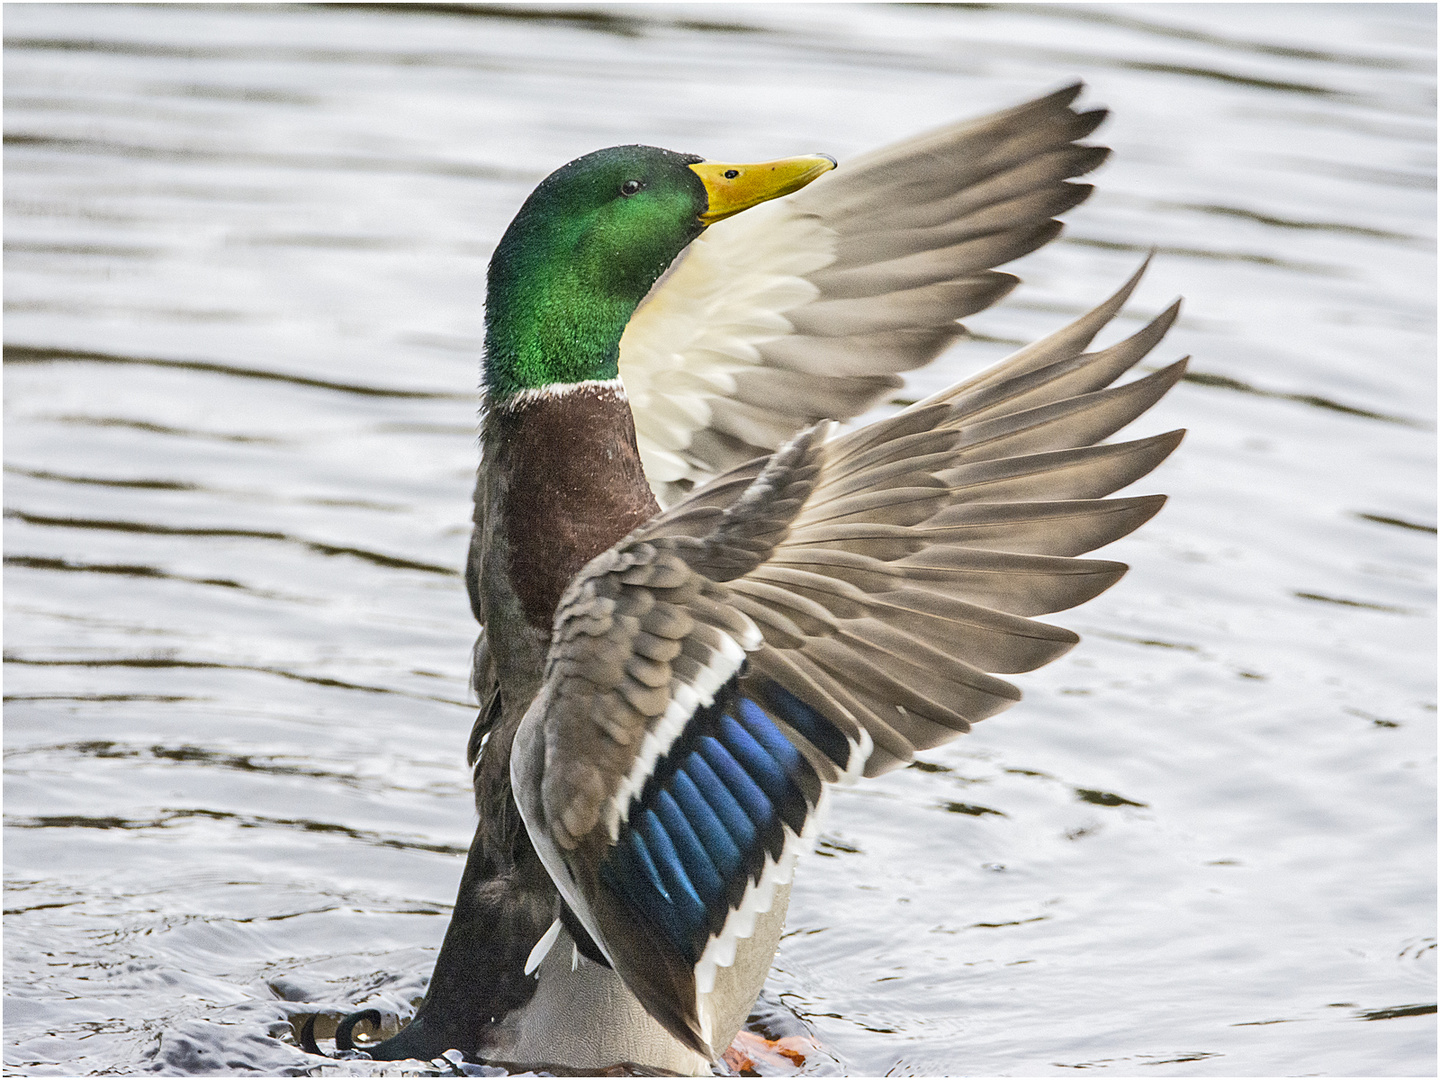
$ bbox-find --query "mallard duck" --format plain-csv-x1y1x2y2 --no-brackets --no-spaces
320,83,1184,1073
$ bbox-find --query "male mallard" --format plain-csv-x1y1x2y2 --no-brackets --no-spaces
325,84,1184,1073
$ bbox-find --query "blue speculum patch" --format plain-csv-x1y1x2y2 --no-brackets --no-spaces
598,675,843,964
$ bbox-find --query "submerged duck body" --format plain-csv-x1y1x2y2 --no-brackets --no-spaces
337,84,1185,1073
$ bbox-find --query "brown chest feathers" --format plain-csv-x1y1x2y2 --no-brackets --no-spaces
486,382,660,631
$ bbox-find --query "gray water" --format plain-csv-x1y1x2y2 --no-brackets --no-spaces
4,3,1435,1076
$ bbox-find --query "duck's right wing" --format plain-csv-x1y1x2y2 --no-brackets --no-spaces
510,264,1184,1057
619,82,1110,506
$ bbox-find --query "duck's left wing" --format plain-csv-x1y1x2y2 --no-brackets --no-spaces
511,269,1184,1057
619,83,1110,507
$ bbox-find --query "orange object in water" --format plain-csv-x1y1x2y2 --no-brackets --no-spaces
722,1029,817,1074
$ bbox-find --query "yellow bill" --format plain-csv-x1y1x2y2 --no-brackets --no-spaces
689,154,837,225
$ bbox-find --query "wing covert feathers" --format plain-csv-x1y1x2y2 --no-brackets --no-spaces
620,82,1113,505
513,261,1183,1058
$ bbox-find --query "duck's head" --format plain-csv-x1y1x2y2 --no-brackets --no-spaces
483,144,834,402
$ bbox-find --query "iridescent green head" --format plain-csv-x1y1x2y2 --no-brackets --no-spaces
483,144,834,402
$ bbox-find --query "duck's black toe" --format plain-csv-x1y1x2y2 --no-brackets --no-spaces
335,1008,384,1053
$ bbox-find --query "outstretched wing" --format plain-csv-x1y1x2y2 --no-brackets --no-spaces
511,265,1184,1057
618,82,1110,506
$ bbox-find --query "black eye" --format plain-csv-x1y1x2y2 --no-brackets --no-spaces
723,169,739,179
620,179,642,196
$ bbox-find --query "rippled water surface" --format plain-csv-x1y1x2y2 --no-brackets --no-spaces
4,3,1435,1076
